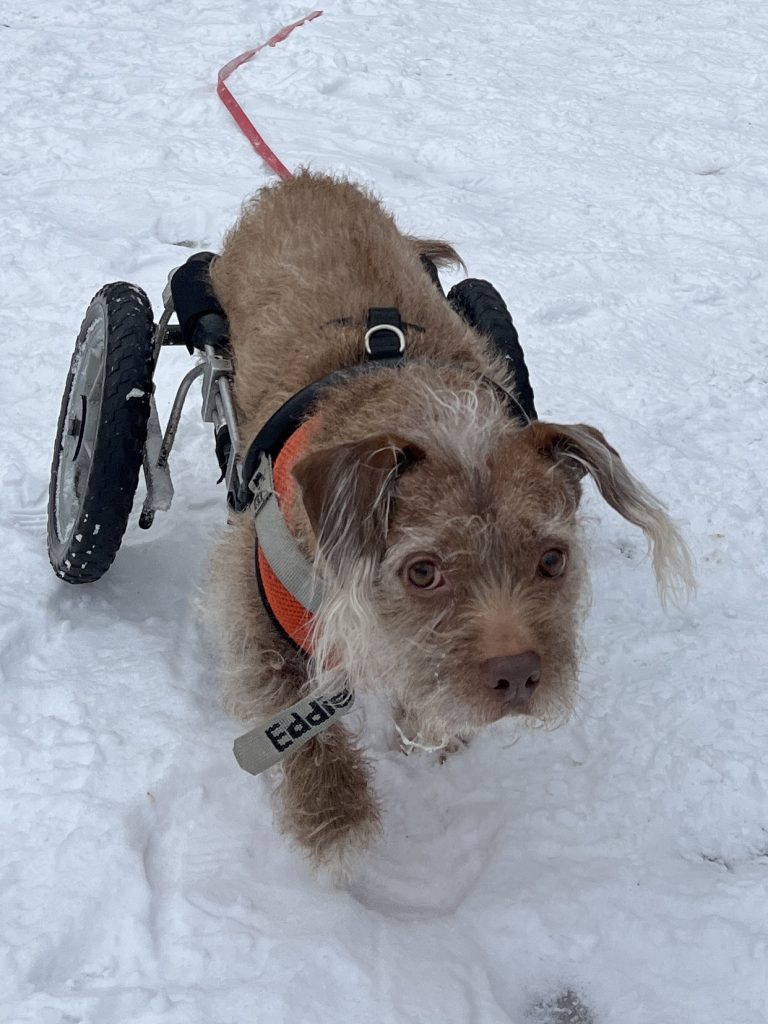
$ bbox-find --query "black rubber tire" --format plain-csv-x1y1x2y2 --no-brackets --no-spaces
47,283,155,583
447,278,537,420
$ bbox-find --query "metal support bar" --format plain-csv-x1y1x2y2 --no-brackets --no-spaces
153,300,176,362
141,271,245,528
157,363,206,469
212,375,243,506
201,344,234,423
139,395,176,528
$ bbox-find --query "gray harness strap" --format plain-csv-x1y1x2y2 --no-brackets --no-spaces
234,457,349,777
251,452,324,614
233,683,355,775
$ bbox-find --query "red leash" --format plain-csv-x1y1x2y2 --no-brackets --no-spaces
217,11,323,180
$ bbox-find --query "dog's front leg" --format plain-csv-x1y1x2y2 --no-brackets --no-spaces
277,720,381,879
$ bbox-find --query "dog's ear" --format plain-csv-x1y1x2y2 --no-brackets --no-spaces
527,421,694,604
292,434,424,569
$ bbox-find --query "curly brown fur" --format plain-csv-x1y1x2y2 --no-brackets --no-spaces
278,726,381,878
206,171,693,876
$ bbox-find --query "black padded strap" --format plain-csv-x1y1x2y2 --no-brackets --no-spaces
169,252,229,352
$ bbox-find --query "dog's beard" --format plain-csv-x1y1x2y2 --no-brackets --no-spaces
307,554,383,697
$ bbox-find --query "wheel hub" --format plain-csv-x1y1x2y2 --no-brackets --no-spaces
54,315,106,541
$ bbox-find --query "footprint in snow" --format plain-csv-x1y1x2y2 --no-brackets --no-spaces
528,988,596,1024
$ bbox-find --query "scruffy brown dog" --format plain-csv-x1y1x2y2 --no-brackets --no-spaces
208,171,692,876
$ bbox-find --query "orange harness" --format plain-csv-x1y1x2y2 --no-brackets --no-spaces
255,418,319,655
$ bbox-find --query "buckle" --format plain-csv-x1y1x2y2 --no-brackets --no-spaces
248,452,274,517
364,323,406,358
364,307,406,359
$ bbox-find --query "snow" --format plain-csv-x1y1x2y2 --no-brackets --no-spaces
2,1,767,1022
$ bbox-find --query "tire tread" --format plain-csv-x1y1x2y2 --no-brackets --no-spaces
447,278,537,420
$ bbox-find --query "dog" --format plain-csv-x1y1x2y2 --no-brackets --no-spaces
207,171,693,875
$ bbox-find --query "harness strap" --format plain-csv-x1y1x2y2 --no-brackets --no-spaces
233,682,355,775
251,450,323,615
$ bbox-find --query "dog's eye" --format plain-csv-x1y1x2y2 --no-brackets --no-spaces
406,559,444,590
538,549,567,578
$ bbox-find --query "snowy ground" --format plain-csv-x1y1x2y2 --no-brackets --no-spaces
2,1,767,1021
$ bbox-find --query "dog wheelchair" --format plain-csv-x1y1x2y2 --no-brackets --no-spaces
47,252,537,584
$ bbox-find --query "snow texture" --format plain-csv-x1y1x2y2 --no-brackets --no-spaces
2,1,767,1022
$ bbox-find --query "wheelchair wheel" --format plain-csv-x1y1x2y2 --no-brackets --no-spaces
47,283,155,583
447,278,537,420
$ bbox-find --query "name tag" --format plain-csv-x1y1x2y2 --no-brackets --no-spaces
233,684,355,775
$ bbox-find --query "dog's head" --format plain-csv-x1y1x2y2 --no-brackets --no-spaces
292,376,693,741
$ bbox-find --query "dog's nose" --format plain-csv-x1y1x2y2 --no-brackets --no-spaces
480,653,541,705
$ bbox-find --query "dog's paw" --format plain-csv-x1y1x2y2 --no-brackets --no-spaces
278,727,381,882
308,812,383,886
